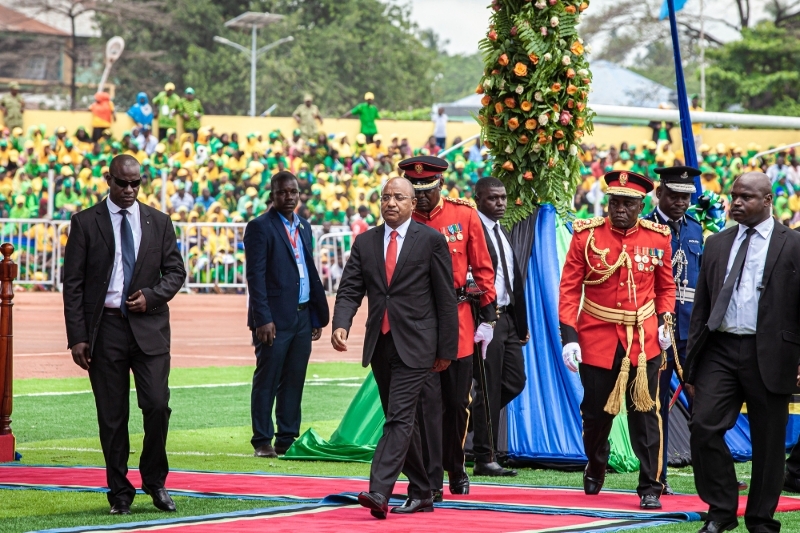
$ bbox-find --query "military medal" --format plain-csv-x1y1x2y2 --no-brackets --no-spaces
456,223,464,241
634,246,642,263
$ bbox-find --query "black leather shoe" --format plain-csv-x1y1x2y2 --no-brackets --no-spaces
431,489,443,503
109,501,130,515
253,444,278,458
142,483,176,512
390,497,434,514
358,491,388,519
274,444,290,456
737,480,748,491
583,470,604,495
697,519,739,533
448,470,470,494
785,472,800,493
473,461,518,477
640,494,661,509
662,480,675,495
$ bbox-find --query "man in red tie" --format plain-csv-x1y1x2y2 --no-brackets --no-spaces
331,177,458,518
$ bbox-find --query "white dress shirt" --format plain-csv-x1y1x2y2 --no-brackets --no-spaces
383,217,411,261
105,198,142,308
478,210,514,306
720,217,774,334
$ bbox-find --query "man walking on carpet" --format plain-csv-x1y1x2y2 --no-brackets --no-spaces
331,177,458,518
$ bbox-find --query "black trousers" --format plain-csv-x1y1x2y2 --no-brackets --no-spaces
89,314,171,505
369,332,431,500
690,333,789,532
251,307,311,450
418,355,473,490
580,342,663,497
472,311,526,463
658,340,688,483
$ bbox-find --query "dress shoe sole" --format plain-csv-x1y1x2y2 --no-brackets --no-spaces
254,452,278,458
358,494,387,520
109,508,130,515
449,487,469,495
142,485,177,512
699,521,738,533
390,506,434,514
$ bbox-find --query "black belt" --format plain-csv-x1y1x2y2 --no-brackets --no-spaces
715,330,755,339
103,307,123,317
497,305,512,315
297,302,308,311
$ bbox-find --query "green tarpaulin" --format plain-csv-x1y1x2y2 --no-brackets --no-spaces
287,219,640,473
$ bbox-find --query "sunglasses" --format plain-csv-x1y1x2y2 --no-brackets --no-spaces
109,174,142,189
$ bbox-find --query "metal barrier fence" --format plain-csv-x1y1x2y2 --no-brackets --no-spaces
0,218,353,294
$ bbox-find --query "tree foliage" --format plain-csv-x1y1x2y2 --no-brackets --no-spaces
95,0,438,116
478,0,594,223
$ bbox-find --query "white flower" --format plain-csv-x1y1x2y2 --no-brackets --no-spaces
543,53,552,61
532,144,542,153
577,68,589,76
585,44,593,54
562,55,571,65
550,16,559,27
505,144,514,154
483,79,493,90
499,79,506,90
534,91,543,102
515,85,524,94
534,0,546,8
538,113,549,126
569,144,578,156
578,37,584,44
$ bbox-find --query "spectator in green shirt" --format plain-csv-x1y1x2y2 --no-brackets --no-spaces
0,82,24,131
10,196,30,219
180,88,204,142
55,179,81,219
342,92,379,143
152,82,181,140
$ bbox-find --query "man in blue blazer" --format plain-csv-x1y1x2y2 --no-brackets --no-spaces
244,171,329,458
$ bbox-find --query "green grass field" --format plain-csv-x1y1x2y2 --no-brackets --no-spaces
3,362,799,532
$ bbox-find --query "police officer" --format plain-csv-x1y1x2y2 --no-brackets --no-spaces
559,171,676,510
399,156,497,501
643,166,703,496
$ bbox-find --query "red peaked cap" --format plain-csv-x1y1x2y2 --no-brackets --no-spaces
603,170,654,198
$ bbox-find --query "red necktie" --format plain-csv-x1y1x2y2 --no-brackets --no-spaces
381,230,398,334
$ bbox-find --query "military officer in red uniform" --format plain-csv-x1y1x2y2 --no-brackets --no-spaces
559,170,675,510
399,156,497,501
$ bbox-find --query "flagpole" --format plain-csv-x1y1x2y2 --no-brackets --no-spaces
700,0,706,109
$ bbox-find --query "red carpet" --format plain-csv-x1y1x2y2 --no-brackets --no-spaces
3,465,800,517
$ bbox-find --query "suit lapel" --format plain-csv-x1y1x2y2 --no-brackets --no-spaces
392,221,418,282
373,224,387,288
269,209,296,260
760,221,787,289
95,201,114,255
483,224,498,272
716,228,739,293
132,202,152,282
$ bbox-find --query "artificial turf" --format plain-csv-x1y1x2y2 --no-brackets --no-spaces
4,362,800,532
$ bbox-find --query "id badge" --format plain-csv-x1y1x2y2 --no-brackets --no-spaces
297,261,305,278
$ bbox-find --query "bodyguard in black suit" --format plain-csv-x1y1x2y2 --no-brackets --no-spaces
331,177,458,518
472,177,528,477
63,155,186,515
244,171,329,458
686,172,800,533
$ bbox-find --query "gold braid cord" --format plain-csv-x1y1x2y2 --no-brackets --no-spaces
583,228,638,305
661,313,683,380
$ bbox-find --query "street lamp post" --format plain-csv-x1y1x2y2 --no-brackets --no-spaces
213,12,294,117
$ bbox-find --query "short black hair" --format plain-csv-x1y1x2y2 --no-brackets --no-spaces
271,170,298,188
475,176,505,197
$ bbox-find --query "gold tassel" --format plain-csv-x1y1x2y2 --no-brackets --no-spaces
632,349,655,412
665,313,684,380
604,356,630,415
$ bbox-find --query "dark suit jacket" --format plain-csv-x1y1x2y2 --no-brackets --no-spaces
481,220,528,339
243,208,329,331
63,200,186,355
686,220,800,394
332,219,459,369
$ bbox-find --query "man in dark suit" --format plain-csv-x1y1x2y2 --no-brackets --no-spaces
472,177,528,477
63,154,186,515
244,171,329,458
686,172,800,533
331,177,458,518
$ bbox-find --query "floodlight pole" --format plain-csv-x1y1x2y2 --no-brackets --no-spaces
251,25,257,118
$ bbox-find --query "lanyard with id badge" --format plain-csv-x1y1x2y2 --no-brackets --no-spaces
284,222,305,279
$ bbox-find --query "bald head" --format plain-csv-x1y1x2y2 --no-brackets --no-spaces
106,154,141,209
381,177,416,229
109,154,140,176
730,171,773,227
382,177,414,197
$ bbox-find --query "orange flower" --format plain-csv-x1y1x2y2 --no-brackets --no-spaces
554,130,565,139
488,29,498,41
476,84,484,94
566,84,578,95
504,97,517,109
478,115,487,124
566,68,576,79
558,143,565,151
582,77,591,85
565,5,577,13
484,140,493,148
579,2,589,11
570,41,585,55
528,54,539,65
537,133,548,145
523,171,533,181
576,117,585,127
581,90,588,100
492,69,500,75
515,198,523,206
521,101,532,112
577,102,586,111
525,118,538,130
574,130,584,138
567,99,575,109
493,116,503,127
502,160,515,171
508,117,520,131
548,158,556,168
495,102,504,114
519,134,529,144
498,54,509,66
551,83,562,91
552,103,560,112
481,95,492,107
513,62,528,77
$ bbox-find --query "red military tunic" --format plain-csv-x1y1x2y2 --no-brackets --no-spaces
559,217,676,369
413,197,496,358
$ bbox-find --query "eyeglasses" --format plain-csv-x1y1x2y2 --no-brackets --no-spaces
380,194,412,203
109,174,141,189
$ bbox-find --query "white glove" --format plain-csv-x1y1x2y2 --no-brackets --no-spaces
474,322,495,360
658,325,671,350
562,342,582,372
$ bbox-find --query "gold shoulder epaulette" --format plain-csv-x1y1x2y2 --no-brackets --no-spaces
573,217,604,233
639,219,671,236
444,197,475,208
